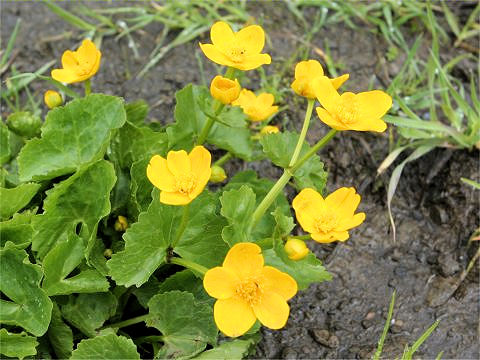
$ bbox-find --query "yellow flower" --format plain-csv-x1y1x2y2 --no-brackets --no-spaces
232,89,278,122
114,216,128,232
203,243,298,337
199,21,271,71
210,76,241,105
147,146,211,205
292,187,366,243
51,39,101,84
210,165,227,183
291,60,349,99
284,238,309,260
260,125,280,135
44,90,63,109
313,76,392,132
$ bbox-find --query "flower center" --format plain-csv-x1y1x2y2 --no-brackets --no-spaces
335,94,358,124
229,46,246,63
72,55,93,76
235,278,263,305
314,213,338,234
175,174,197,195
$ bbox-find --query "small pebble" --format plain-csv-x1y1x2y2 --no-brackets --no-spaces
281,347,298,360
310,329,330,347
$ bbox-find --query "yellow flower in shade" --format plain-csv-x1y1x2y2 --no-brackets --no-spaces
232,89,278,122
291,60,349,99
44,90,63,109
313,76,392,132
147,146,211,205
51,39,101,84
292,187,366,243
284,238,309,260
199,21,271,71
203,243,298,337
260,125,280,135
114,215,128,232
210,76,241,104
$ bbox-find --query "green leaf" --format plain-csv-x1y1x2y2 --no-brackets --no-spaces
71,333,140,359
18,94,126,182
128,158,153,218
125,100,149,127
260,131,328,192
0,328,38,359
61,292,118,337
0,122,11,164
147,291,217,359
0,211,34,248
220,185,256,246
0,182,40,219
193,339,256,360
32,159,116,259
0,244,52,336
47,303,73,359
42,230,109,295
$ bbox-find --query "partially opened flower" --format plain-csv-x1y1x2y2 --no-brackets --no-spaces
44,90,63,109
51,39,101,84
232,89,278,122
260,125,280,135
292,187,366,243
199,21,271,71
203,242,297,337
291,60,349,99
210,75,241,104
147,146,211,205
284,238,309,260
313,76,392,132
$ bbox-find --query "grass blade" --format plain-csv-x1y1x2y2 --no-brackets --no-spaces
373,290,396,360
0,19,21,68
460,178,480,190
403,321,440,360
43,0,96,31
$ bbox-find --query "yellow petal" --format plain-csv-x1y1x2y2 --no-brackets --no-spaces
223,243,263,279
189,146,211,181
316,107,349,130
76,39,98,63
89,50,102,77
295,60,324,79
51,69,79,84
355,90,392,122
331,73,349,90
325,187,360,217
350,117,388,132
257,93,275,107
331,231,350,241
166,150,191,176
203,267,238,300
337,212,366,231
261,266,297,300
61,50,78,69
292,188,325,233
210,21,235,51
312,76,341,114
199,43,234,67
146,155,176,192
236,25,265,54
235,53,271,71
253,292,290,330
311,232,337,243
214,298,256,337
160,191,192,205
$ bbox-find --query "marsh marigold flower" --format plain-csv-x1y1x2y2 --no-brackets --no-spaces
210,76,241,104
292,187,366,243
313,76,392,132
260,125,280,135
284,238,309,260
51,39,101,84
147,146,211,205
44,90,63,109
233,89,278,122
199,21,271,71
291,60,349,99
203,242,298,337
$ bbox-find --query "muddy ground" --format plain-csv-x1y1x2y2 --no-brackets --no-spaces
2,1,479,359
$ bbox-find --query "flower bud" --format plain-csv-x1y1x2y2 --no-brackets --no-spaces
103,248,113,258
44,90,63,109
284,238,309,261
260,125,280,136
210,76,241,105
6,111,42,139
114,215,128,232
210,165,227,183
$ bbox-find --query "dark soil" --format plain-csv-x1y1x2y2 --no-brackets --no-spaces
2,1,479,359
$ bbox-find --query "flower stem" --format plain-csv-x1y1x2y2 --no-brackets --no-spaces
288,99,314,167
171,204,189,249
169,257,208,276
214,152,232,167
103,314,149,329
84,79,91,96
290,129,337,173
224,66,236,80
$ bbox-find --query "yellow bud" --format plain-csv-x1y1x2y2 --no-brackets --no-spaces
260,125,280,135
284,238,309,260
114,215,128,232
210,75,241,105
210,165,227,183
103,248,113,258
44,90,63,109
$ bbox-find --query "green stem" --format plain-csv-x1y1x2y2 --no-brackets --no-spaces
135,336,163,345
103,314,149,329
197,117,215,145
224,66,236,80
170,257,208,276
84,78,91,96
291,129,337,173
214,152,232,167
288,234,311,241
288,99,314,167
171,204,189,249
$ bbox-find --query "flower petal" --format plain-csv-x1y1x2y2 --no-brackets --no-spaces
253,292,290,330
166,150,191,176
146,155,176,192
261,266,297,300
337,212,366,231
214,298,256,337
76,39,98,63
199,43,234,67
295,60,324,79
316,107,349,131
325,187,361,219
313,76,341,114
223,243,264,279
236,25,265,54
331,73,349,90
257,93,275,107
210,21,235,51
235,53,271,71
50,69,79,84
189,146,211,182
350,117,388,132
311,232,337,243
292,188,325,233
160,191,192,205
355,90,392,122
61,50,78,69
203,267,238,300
